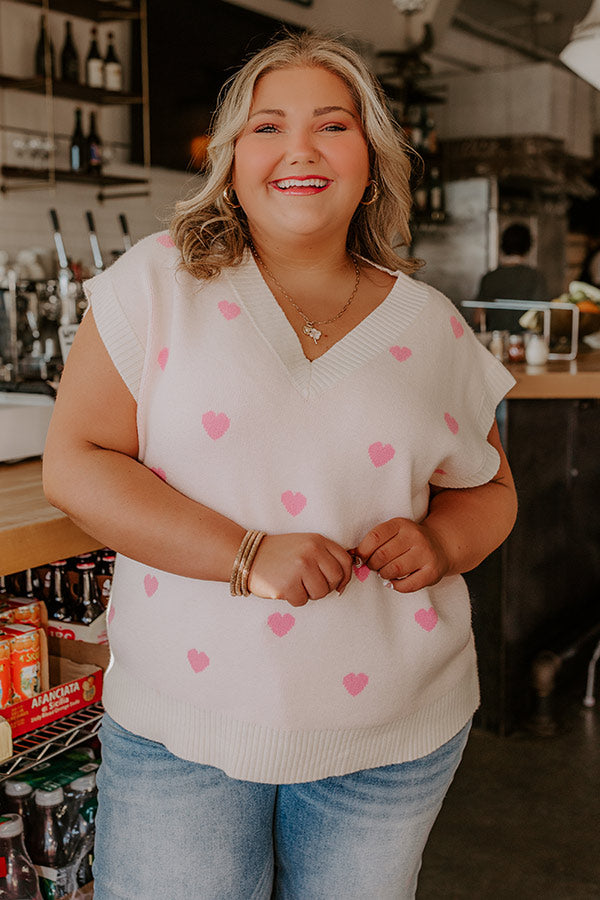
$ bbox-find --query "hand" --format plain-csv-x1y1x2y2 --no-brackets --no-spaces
355,517,450,593
247,533,353,607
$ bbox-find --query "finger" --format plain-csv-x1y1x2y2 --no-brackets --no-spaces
379,546,424,581
316,554,346,594
367,536,411,574
301,570,333,601
285,586,310,607
327,545,353,593
356,520,399,564
386,572,428,593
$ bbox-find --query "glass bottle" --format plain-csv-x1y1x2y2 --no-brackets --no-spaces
34,15,55,80
46,561,73,623
103,31,122,91
70,107,86,173
2,781,34,846
75,562,104,625
85,26,104,89
86,112,103,176
0,813,42,899
60,21,79,84
29,789,68,898
64,773,97,888
97,550,115,606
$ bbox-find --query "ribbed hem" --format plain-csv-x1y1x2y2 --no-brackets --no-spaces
84,273,146,400
102,661,479,784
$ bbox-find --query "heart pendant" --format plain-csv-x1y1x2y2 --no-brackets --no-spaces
303,323,322,344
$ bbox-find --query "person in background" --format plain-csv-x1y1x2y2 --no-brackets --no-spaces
43,31,517,900
578,231,600,288
475,222,548,333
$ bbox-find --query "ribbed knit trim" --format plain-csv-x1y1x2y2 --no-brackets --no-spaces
102,659,479,784
225,256,429,400
84,273,146,400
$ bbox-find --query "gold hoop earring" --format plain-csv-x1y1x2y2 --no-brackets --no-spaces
223,184,240,208
360,180,379,206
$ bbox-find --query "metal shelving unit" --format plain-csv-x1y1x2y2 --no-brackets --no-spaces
0,702,103,783
0,0,150,198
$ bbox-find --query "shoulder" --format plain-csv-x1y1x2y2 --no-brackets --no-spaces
107,231,180,283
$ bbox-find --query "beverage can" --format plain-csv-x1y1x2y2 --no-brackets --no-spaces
9,630,42,703
0,638,12,709
9,599,44,628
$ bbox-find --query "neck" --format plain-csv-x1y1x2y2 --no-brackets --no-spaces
248,229,351,279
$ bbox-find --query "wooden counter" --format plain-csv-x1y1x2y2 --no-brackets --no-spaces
506,349,600,399
0,459,102,576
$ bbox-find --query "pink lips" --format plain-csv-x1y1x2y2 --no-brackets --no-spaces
270,177,331,195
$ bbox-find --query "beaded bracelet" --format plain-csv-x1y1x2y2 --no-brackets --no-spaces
230,530,267,596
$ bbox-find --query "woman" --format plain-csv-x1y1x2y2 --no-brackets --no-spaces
43,32,517,900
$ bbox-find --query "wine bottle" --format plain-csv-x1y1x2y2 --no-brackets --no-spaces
87,111,103,175
70,107,86,173
34,14,55,80
60,20,79,84
104,31,122,92
85,26,104,89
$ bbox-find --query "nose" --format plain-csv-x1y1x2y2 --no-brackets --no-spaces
285,128,319,165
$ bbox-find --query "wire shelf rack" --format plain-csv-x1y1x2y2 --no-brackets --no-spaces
0,703,103,782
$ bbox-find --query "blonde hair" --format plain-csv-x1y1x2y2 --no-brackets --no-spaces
170,31,421,279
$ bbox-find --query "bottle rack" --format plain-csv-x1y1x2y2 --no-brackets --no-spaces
0,0,150,199
0,702,103,783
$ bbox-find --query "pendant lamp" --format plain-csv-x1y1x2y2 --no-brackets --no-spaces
559,0,600,89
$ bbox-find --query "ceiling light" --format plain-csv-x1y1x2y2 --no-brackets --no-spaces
559,0,600,90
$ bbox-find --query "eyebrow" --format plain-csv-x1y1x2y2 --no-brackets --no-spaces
249,105,357,120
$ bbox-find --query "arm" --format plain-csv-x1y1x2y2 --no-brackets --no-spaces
43,310,351,605
355,420,517,592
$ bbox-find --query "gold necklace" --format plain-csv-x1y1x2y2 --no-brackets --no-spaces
251,244,361,344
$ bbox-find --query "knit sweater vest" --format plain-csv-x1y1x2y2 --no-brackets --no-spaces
85,232,515,784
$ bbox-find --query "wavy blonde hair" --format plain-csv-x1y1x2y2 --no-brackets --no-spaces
170,30,421,279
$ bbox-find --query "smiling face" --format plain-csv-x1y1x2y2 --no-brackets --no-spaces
232,65,371,249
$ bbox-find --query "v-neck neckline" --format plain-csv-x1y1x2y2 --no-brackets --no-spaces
225,252,429,400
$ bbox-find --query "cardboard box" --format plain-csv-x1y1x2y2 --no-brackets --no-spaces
0,654,103,739
46,610,107,645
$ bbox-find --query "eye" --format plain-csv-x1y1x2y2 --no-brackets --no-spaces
254,123,279,134
321,123,347,132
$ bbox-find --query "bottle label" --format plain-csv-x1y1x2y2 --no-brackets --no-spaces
104,62,122,91
87,59,104,88
0,856,6,877
89,142,102,168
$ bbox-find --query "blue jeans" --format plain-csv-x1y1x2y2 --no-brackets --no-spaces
93,714,470,900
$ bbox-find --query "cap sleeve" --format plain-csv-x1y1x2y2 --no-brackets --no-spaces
82,239,152,400
428,306,515,490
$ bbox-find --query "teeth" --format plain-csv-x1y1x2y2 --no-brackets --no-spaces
274,178,329,189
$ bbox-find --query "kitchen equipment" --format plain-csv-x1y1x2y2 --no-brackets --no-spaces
0,392,54,462
48,209,77,326
118,213,132,251
85,210,104,274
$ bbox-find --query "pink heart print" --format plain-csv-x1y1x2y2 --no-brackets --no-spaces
267,612,296,637
415,606,438,632
157,234,175,248
202,411,230,440
218,300,241,320
157,347,169,371
187,649,210,673
353,563,370,582
390,345,412,362
368,442,395,468
281,491,307,516
343,672,369,696
450,315,464,339
150,466,167,481
107,606,115,624
144,574,158,597
444,413,459,435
